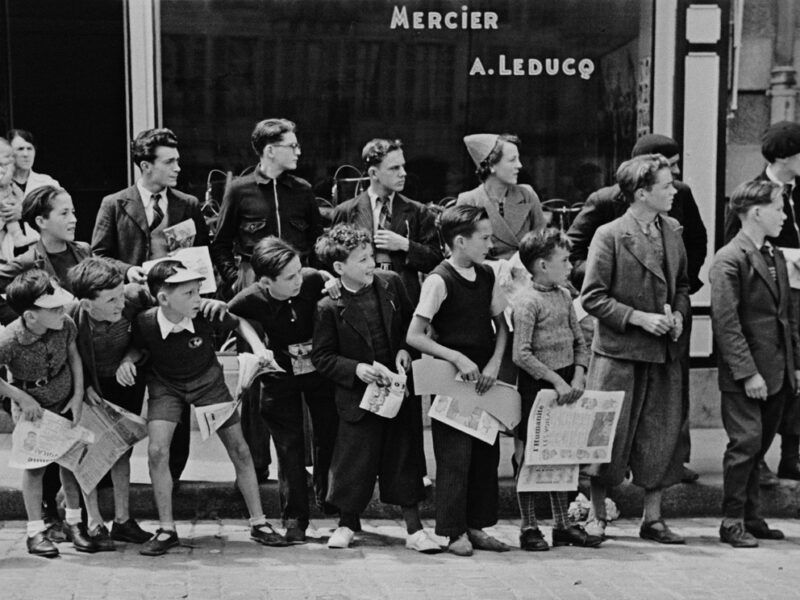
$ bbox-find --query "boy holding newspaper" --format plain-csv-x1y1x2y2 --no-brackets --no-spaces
511,228,602,551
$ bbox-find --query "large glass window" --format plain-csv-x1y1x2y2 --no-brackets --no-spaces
161,0,648,208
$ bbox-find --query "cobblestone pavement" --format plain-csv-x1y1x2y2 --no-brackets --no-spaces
2,518,800,600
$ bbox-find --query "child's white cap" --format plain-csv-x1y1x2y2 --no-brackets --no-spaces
33,285,75,309
163,269,205,285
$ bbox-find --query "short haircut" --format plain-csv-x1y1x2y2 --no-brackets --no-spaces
729,180,781,218
362,138,403,169
251,118,296,157
251,236,299,279
6,269,56,314
438,204,489,248
146,259,189,297
476,133,521,181
615,154,671,203
6,128,35,147
22,185,69,231
761,121,800,163
68,258,125,300
131,128,178,167
314,224,372,270
518,228,572,273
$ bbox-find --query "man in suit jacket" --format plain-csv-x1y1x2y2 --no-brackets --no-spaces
581,154,690,544
723,121,800,483
711,180,800,547
331,138,441,304
91,128,209,481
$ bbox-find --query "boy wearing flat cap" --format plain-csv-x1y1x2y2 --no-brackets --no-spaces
724,120,800,484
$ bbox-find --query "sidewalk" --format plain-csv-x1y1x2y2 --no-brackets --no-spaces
1,428,799,521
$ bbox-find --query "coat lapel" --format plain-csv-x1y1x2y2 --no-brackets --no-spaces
338,295,373,347
389,194,412,237
661,215,684,301
738,232,779,301
166,189,186,228
352,193,374,234
121,186,149,236
374,275,396,346
474,186,520,248
620,212,666,283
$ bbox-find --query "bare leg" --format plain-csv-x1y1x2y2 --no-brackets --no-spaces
147,420,178,527
59,466,83,510
111,448,133,523
217,422,264,518
22,467,46,521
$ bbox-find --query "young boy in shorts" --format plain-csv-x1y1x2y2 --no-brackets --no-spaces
0,270,100,557
311,224,439,553
133,259,288,555
406,204,510,557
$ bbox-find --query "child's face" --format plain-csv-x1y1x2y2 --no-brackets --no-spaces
159,281,202,319
38,193,77,242
752,194,787,239
537,246,572,287
263,256,303,301
29,305,66,331
85,283,126,323
456,219,493,265
335,243,375,290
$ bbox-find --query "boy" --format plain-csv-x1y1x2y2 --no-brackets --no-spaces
228,237,340,542
711,180,800,547
0,270,99,556
66,258,154,544
511,228,601,550
132,260,287,555
311,224,439,553
406,204,510,557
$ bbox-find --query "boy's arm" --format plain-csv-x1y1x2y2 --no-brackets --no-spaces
0,377,43,420
406,315,479,380
230,313,270,360
512,302,568,388
65,339,85,423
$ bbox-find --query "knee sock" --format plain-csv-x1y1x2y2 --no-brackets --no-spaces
65,508,82,526
249,515,267,528
550,492,569,529
517,491,538,530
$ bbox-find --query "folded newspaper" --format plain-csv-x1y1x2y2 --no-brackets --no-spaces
10,410,95,471
358,362,406,418
195,352,284,440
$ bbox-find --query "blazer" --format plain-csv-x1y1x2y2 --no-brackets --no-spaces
457,183,546,260
580,210,690,363
568,181,707,293
710,230,800,395
91,185,209,271
331,191,442,303
311,270,412,423
724,172,800,247
0,239,93,292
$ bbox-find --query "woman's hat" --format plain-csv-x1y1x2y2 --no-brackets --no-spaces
463,134,499,167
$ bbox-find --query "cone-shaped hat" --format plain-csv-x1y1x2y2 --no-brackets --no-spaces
463,134,499,167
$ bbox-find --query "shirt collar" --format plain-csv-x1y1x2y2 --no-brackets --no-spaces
136,180,166,206
741,230,771,253
368,189,394,212
8,318,43,346
157,307,195,339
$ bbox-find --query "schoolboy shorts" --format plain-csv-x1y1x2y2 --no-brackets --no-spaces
146,366,239,428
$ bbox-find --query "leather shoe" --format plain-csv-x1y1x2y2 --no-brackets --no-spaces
63,522,99,553
745,518,785,540
26,531,59,557
552,524,604,548
284,525,307,544
467,529,510,552
139,528,180,556
777,461,800,481
43,519,67,544
88,524,116,552
759,460,779,487
111,518,152,544
251,522,289,547
519,527,549,551
639,519,685,545
447,533,473,557
719,521,758,548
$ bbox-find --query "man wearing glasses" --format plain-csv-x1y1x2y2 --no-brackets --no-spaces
212,118,323,295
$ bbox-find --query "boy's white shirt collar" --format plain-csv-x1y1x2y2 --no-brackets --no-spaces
157,307,195,339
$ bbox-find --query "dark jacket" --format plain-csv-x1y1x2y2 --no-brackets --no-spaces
568,181,707,293
311,270,412,423
723,171,800,247
331,191,441,303
580,211,691,364
91,185,209,272
211,169,324,284
710,230,800,395
0,240,93,293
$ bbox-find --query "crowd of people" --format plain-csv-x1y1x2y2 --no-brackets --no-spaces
2,116,800,559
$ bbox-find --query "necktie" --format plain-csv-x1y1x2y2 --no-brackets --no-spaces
377,196,390,230
761,243,777,282
150,193,164,231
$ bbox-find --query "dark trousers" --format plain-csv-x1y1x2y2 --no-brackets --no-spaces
327,400,425,515
242,385,271,474
431,418,500,538
261,373,339,527
721,386,787,520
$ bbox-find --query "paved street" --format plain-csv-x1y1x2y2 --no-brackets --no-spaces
2,518,800,599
